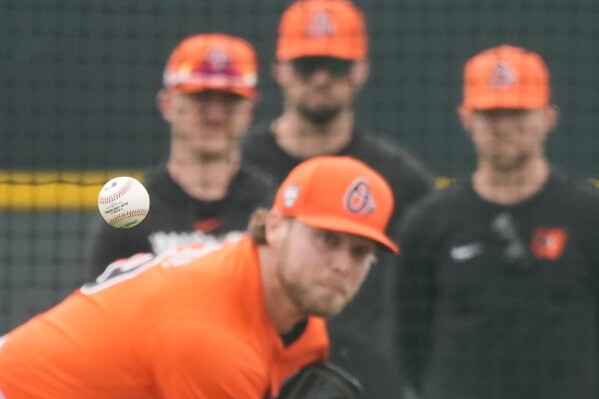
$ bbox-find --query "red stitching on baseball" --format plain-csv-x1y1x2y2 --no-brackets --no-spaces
99,179,134,205
109,208,148,225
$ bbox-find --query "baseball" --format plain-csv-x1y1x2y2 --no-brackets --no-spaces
98,176,150,228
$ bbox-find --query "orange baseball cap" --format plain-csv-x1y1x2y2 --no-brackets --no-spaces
273,156,398,253
163,33,258,99
462,45,550,110
276,0,368,61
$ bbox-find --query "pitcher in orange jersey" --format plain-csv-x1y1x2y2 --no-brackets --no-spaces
0,155,397,399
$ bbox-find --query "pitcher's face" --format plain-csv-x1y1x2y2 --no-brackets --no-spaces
274,219,375,317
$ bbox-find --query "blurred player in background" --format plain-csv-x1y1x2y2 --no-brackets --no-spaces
397,45,599,399
242,0,434,397
0,156,397,399
85,33,274,280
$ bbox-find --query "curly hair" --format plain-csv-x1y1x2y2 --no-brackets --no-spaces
247,208,268,245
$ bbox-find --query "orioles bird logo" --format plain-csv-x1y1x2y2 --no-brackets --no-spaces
530,227,568,261
489,60,518,89
305,10,337,38
344,179,375,215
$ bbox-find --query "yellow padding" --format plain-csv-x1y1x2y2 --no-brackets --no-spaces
1,172,597,211
0,171,145,211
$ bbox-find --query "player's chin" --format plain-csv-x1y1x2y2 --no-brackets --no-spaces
306,293,349,318
195,146,234,161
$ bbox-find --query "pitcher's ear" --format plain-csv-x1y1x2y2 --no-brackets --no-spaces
264,209,287,245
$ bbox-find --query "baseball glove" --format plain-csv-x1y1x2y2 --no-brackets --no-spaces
277,362,363,399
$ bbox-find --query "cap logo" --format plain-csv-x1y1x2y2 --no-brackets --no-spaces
203,47,230,72
283,185,301,208
305,11,337,39
194,46,237,79
489,60,518,89
164,45,257,89
344,179,375,215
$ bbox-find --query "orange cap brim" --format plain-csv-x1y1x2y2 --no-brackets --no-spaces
171,84,258,99
296,214,399,254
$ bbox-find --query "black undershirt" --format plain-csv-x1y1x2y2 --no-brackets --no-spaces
280,319,308,347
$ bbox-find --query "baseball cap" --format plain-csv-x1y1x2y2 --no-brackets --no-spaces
273,156,398,253
163,33,258,99
276,0,367,61
462,45,550,110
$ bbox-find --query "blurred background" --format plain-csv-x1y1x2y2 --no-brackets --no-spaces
1,0,598,330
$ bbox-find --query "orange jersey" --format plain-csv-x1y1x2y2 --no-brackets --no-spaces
0,237,328,399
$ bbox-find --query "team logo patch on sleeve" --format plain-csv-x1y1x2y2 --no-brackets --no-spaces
344,179,375,215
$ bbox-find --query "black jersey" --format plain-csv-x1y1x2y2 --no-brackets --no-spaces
85,164,275,280
242,122,435,398
397,171,599,399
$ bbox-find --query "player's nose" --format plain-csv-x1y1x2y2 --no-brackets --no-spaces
308,68,334,85
327,247,357,275
202,99,229,121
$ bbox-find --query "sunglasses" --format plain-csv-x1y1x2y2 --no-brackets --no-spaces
291,57,354,78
